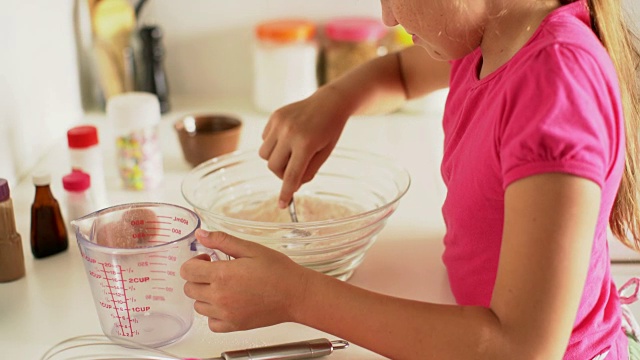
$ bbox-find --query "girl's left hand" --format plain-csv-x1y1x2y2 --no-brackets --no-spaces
180,229,312,332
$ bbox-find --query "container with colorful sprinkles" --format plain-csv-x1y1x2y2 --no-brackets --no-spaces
107,92,164,190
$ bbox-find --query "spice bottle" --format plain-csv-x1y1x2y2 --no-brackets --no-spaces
67,125,109,210
323,17,388,84
0,179,26,282
253,19,318,113
31,173,68,258
62,170,94,227
107,92,164,190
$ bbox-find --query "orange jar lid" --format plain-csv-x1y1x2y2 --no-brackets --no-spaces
256,19,316,43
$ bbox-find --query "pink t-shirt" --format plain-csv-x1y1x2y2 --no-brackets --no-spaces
441,2,627,358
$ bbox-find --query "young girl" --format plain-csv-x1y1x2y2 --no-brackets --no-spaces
181,0,640,358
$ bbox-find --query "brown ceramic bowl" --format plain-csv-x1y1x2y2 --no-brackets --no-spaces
174,114,242,167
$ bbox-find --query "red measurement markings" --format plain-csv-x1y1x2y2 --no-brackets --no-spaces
144,228,171,242
101,263,125,337
152,286,174,293
149,254,167,259
146,220,171,225
143,236,171,240
145,238,170,243
117,264,135,337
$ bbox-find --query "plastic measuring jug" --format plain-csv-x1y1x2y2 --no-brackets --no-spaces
72,202,212,348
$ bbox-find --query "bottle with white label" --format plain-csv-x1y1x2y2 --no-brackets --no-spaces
62,170,95,227
67,125,109,209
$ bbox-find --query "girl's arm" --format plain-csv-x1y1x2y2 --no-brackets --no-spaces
260,45,450,208
293,173,599,359
181,173,599,359
323,45,451,116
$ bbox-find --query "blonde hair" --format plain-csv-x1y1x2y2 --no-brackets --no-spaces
563,0,640,249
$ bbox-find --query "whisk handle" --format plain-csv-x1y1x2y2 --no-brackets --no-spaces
219,338,348,359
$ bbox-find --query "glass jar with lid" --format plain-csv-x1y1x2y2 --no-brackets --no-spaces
323,17,388,84
253,19,318,113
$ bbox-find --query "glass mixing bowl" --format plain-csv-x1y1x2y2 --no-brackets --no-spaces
181,148,411,280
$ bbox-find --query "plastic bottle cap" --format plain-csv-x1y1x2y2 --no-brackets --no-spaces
0,178,9,202
256,19,316,43
67,125,99,149
62,170,91,192
32,172,51,186
107,92,161,132
325,17,388,42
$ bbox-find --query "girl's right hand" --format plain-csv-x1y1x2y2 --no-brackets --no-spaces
259,86,352,208
259,47,443,208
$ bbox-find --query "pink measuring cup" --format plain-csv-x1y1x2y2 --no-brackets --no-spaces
72,202,215,347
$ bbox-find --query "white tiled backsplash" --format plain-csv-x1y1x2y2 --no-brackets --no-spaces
1,0,639,186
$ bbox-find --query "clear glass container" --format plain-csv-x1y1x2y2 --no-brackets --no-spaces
72,203,205,347
181,148,411,281
323,17,388,84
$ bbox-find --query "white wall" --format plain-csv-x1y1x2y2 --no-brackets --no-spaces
139,0,640,102
626,0,640,17
138,0,381,101
0,1,82,187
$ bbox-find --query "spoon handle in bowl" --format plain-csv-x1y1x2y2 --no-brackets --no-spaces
288,197,300,223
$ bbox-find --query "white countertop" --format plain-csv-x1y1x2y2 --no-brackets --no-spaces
2,96,640,359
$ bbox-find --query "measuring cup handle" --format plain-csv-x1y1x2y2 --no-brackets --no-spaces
190,239,229,261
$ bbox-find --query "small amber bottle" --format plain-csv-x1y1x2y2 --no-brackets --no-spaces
0,178,26,282
30,173,68,258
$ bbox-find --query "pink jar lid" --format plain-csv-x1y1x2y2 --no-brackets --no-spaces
63,170,91,192
325,17,388,42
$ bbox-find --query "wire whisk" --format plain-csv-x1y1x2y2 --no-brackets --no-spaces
41,334,349,360
40,334,184,360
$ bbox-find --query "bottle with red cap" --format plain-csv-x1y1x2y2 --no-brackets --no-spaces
62,170,94,228
0,178,26,282
67,125,108,209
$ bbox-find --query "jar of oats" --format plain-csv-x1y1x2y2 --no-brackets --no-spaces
323,17,388,84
